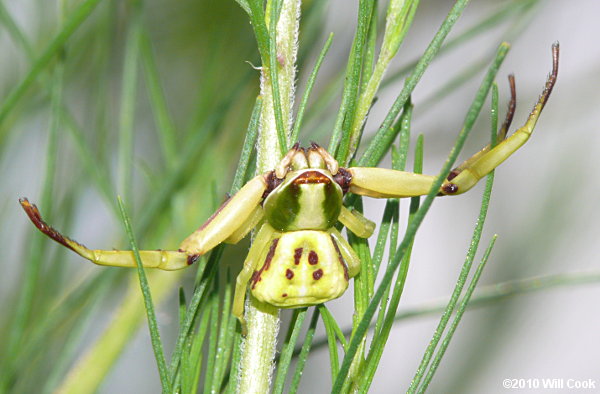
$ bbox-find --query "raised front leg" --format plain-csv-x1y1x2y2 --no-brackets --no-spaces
346,43,559,199
20,198,195,270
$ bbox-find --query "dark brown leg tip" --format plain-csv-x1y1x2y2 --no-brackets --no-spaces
19,197,76,251
186,254,200,266
442,183,459,194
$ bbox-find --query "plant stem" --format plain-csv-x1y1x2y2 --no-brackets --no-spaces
238,0,300,392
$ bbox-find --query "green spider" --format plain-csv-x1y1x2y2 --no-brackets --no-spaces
20,44,558,332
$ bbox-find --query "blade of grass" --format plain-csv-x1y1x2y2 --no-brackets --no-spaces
0,62,63,390
0,0,104,135
332,42,510,393
345,0,420,161
140,30,178,170
203,285,221,393
225,327,244,394
358,0,472,168
117,197,169,390
211,270,235,393
267,0,289,153
408,83,501,393
328,0,374,159
290,33,333,144
289,308,320,393
359,134,423,392
319,304,340,384
418,235,498,392
273,308,307,394
181,302,211,394
232,97,262,192
381,0,539,89
168,248,219,382
118,2,143,209
41,271,115,394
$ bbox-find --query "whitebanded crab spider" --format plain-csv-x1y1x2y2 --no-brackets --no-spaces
20,44,559,332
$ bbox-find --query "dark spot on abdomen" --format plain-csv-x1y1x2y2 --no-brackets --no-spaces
313,269,323,280
286,268,294,279
294,248,303,265
308,251,318,265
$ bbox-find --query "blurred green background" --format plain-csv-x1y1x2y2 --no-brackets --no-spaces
1,0,598,393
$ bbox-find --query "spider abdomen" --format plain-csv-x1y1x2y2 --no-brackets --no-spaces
250,229,349,308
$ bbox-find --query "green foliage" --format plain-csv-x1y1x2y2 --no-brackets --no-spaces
1,1,597,393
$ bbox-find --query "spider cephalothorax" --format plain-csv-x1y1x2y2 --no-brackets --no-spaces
20,44,559,332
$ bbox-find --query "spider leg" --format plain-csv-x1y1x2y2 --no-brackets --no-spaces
451,74,517,176
179,174,267,254
346,43,559,198
441,43,558,195
232,222,278,335
338,206,375,238
224,206,264,244
19,198,195,270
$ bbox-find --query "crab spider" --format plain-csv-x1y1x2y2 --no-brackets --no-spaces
20,44,558,333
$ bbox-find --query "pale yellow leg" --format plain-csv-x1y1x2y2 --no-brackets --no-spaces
347,44,558,199
452,74,517,175
338,206,375,238
19,198,193,270
441,44,558,195
347,167,436,198
224,206,264,244
179,174,267,254
330,228,361,278
232,223,278,334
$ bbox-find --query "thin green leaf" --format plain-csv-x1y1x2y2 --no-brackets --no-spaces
232,97,262,193
203,286,220,393
118,3,142,209
418,235,498,392
116,197,170,391
267,0,289,153
140,31,178,170
290,33,333,144
0,0,104,135
319,304,340,383
1,62,63,388
328,0,375,159
211,270,235,392
358,0,472,168
408,93,499,392
360,134,423,392
289,308,320,393
273,308,307,394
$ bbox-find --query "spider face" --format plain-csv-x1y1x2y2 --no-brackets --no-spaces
263,168,343,232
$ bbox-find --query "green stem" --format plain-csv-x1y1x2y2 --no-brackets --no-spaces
238,1,300,392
